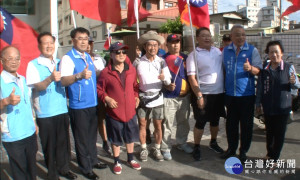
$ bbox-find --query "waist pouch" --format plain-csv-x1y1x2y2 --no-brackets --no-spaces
139,91,162,108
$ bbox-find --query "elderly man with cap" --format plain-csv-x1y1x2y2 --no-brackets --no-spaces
160,34,192,160
135,31,172,162
97,42,141,175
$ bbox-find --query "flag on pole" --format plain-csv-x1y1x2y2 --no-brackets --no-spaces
69,0,122,25
127,0,152,27
178,0,210,28
165,55,184,76
281,0,300,18
104,29,111,50
0,7,40,76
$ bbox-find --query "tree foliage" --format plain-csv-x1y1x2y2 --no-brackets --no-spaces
159,16,183,34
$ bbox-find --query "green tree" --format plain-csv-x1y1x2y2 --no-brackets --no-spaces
159,16,183,34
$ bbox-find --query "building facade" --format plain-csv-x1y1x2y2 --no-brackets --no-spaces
237,0,289,30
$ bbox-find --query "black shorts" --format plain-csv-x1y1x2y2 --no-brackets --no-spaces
106,114,139,146
191,93,225,129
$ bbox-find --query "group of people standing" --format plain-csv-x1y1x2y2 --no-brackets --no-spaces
0,24,298,180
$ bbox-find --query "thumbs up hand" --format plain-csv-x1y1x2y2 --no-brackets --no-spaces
290,72,296,84
50,66,61,82
8,87,21,105
81,64,92,79
243,58,252,72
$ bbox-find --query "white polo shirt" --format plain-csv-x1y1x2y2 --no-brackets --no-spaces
187,46,224,94
136,55,171,107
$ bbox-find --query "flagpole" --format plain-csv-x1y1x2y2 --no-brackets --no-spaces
50,0,59,59
186,0,199,84
71,10,77,28
108,27,111,47
134,0,140,39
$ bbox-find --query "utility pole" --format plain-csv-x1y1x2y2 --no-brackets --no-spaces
280,0,282,32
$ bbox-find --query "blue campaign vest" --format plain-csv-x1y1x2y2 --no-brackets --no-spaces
223,42,255,96
0,75,36,142
261,61,292,115
66,48,97,109
31,58,68,118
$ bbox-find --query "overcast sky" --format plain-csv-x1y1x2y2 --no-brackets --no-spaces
208,0,299,23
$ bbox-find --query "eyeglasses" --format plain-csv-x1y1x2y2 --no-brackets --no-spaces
74,37,89,41
146,44,158,48
1,57,21,62
114,50,127,55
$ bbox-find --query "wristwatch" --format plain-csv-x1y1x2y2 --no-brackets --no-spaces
75,73,82,81
197,95,203,100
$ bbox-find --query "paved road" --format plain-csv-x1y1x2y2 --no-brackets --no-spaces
1,111,299,180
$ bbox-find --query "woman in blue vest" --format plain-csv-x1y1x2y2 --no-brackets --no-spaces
256,40,300,168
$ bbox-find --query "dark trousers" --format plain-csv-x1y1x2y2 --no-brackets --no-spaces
37,113,71,179
3,133,37,180
264,114,288,161
225,95,255,154
69,107,98,174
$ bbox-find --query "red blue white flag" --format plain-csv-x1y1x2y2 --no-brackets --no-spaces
178,0,210,28
0,7,39,76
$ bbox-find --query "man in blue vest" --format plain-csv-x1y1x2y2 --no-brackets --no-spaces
60,27,107,180
1,46,37,180
26,32,77,180
221,25,262,163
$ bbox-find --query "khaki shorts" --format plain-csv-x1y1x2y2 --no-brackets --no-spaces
137,105,164,120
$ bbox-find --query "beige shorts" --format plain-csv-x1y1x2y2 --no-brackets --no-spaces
137,105,164,120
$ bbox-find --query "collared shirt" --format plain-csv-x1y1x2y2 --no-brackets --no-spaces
0,70,35,141
111,62,129,88
136,55,172,107
187,46,224,94
1,70,26,100
60,48,101,77
26,55,56,86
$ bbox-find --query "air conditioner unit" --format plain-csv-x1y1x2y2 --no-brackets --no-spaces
92,31,97,38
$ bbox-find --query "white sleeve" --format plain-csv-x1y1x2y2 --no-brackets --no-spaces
94,57,105,72
163,61,172,85
60,55,75,77
26,61,41,86
187,51,196,76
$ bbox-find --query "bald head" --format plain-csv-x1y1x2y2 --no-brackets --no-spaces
1,46,21,75
1,46,20,58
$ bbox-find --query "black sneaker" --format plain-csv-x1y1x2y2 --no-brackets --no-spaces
192,146,201,161
209,141,224,154
146,129,152,144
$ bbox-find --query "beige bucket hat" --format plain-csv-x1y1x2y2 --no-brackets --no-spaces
137,31,165,46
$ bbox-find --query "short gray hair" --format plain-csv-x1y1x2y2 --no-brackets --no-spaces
230,24,245,33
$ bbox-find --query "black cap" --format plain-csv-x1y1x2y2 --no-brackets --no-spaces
167,34,180,43
109,42,129,51
222,34,231,41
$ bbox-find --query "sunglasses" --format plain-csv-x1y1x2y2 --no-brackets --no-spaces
114,50,127,55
